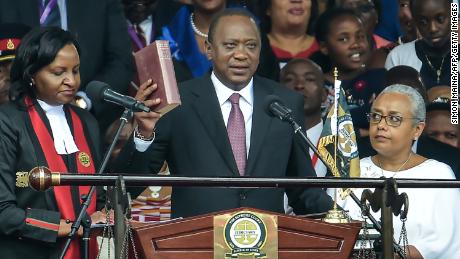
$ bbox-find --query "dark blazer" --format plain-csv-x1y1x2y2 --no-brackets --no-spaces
119,75,333,218
357,135,460,179
0,0,134,132
0,100,102,259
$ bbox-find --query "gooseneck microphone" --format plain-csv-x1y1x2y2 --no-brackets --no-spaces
265,94,312,140
264,95,407,258
86,80,150,113
263,95,294,122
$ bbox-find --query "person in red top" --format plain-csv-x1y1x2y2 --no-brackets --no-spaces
259,0,319,69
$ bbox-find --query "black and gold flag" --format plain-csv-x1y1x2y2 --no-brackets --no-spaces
317,81,360,178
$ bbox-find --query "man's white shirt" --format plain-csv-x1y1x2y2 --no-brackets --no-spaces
306,120,327,177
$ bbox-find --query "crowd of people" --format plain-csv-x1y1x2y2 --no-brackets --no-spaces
0,0,459,258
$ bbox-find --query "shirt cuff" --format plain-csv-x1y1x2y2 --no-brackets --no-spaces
133,133,154,152
76,91,92,110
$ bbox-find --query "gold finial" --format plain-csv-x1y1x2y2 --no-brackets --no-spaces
333,67,339,81
16,172,29,187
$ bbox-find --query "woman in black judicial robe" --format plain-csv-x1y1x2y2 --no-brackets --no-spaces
0,27,108,259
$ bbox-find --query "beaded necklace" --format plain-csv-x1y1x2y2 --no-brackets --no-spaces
190,13,208,38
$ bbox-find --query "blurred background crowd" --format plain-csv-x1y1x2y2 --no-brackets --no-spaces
0,0,457,223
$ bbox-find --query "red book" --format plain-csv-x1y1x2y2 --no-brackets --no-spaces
133,40,181,114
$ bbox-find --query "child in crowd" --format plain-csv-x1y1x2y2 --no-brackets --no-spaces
385,0,451,90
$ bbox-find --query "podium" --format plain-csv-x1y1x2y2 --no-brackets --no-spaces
132,207,361,258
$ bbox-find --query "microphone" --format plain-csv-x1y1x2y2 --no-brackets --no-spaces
263,95,408,259
264,94,322,161
264,95,293,122
86,81,150,113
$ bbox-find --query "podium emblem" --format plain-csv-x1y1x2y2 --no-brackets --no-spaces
214,210,278,259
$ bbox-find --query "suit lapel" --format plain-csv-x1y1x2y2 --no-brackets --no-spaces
246,77,274,175
190,76,240,176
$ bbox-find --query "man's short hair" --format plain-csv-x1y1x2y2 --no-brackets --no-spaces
207,8,261,44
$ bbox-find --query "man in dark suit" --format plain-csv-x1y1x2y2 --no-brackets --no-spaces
0,0,134,133
125,8,334,219
122,0,179,52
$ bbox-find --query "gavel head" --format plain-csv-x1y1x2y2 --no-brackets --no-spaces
28,166,53,191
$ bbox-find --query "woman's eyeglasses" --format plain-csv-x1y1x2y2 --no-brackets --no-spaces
367,112,421,127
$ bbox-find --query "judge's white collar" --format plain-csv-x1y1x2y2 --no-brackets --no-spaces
37,99,79,155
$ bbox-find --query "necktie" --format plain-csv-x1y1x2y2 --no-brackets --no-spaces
227,93,247,176
40,0,61,27
134,24,147,48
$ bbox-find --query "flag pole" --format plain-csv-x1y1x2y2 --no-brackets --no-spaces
323,67,350,223
333,67,339,209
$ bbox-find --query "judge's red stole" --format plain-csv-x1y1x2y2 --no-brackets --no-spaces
25,96,97,259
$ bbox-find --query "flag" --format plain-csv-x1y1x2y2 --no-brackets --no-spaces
317,79,360,178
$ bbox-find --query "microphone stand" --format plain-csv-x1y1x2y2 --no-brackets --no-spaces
59,108,134,259
278,112,406,259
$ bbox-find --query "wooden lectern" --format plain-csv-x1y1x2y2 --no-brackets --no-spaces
132,207,361,258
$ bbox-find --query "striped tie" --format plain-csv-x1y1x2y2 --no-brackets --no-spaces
40,0,61,27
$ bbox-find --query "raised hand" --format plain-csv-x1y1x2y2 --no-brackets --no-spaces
133,79,162,137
